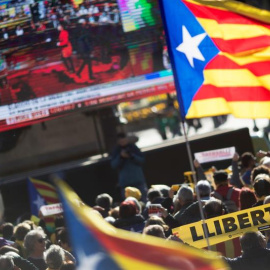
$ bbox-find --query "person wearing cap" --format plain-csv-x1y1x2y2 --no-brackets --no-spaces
111,133,147,202
212,170,241,211
124,187,142,201
113,201,145,233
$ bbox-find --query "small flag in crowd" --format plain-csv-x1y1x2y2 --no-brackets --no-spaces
56,179,227,270
159,0,270,119
27,178,59,229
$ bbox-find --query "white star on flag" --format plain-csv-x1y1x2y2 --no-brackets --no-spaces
33,195,45,211
77,251,105,270
176,25,207,68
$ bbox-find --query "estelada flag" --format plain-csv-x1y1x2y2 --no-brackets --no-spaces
28,178,59,230
159,0,270,119
56,179,227,270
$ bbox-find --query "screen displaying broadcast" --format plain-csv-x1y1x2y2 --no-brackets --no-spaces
0,0,174,132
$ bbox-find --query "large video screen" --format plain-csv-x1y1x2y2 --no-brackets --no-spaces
0,0,174,132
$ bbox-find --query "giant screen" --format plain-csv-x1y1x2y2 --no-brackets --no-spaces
0,0,175,132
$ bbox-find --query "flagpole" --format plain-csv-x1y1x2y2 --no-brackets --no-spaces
180,118,210,249
158,0,210,249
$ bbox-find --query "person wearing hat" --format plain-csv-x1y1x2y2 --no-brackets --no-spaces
212,170,241,212
124,187,142,201
113,201,145,232
111,132,148,202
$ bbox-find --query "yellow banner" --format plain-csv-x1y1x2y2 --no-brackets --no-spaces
172,203,270,248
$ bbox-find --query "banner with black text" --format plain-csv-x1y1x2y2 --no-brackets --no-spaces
172,203,270,248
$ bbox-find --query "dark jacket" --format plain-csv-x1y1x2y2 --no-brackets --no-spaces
113,214,145,233
163,202,194,229
224,247,270,270
6,252,38,270
111,144,145,187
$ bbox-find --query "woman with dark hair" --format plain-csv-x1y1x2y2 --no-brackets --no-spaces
240,152,256,185
251,165,270,184
57,24,75,74
240,187,257,210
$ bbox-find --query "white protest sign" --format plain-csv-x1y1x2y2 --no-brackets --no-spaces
194,147,235,164
40,203,63,216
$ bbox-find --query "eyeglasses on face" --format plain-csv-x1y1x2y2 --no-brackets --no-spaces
37,237,46,243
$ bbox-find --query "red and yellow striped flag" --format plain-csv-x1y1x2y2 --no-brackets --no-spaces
159,0,270,118
29,178,59,204
28,178,59,230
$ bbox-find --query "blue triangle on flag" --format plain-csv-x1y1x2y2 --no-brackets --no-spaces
27,179,46,216
59,190,121,270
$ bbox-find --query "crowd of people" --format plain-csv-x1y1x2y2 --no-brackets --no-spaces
0,0,120,42
0,134,270,269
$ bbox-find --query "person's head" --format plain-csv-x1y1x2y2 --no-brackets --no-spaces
57,23,64,31
251,165,270,184
144,216,169,232
95,193,113,211
253,174,270,199
203,199,223,219
147,188,163,203
57,228,71,252
240,187,257,210
78,18,86,25
117,132,128,146
124,197,142,214
14,223,31,241
143,225,165,239
24,229,47,255
124,187,142,201
240,231,267,252
264,195,270,205
0,246,19,255
109,206,120,220
45,245,65,270
119,201,136,218
195,180,211,199
0,255,18,270
262,157,270,168
176,185,194,206
213,171,228,186
2,223,14,240
22,220,36,231
241,152,256,169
